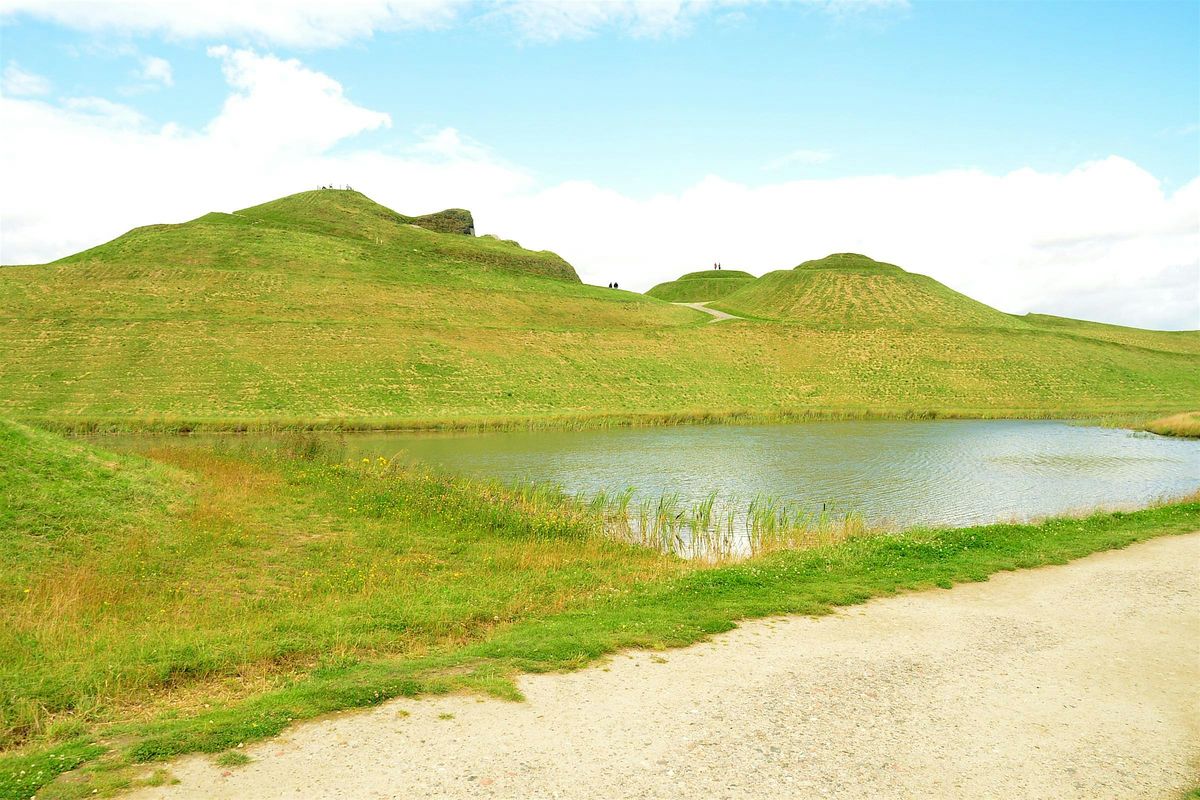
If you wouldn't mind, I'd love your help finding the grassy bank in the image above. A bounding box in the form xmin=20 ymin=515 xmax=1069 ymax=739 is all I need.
xmin=1142 ymin=411 xmax=1200 ymax=438
xmin=1090 ymin=410 xmax=1200 ymax=439
xmin=3 ymin=422 xmax=1198 ymax=798
xmin=16 ymin=404 xmax=1143 ymax=437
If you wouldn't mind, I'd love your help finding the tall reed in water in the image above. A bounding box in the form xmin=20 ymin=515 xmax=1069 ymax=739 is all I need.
xmin=596 ymin=490 xmax=867 ymax=561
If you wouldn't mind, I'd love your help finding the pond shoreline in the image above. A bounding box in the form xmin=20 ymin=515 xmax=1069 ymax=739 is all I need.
xmin=133 ymin=418 xmax=1194 ymax=534
xmin=19 ymin=405 xmax=1194 ymax=437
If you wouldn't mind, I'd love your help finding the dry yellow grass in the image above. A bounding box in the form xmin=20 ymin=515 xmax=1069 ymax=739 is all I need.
xmin=1143 ymin=411 xmax=1200 ymax=438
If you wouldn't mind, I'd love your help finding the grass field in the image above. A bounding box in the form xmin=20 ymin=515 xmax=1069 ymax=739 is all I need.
xmin=644 ymin=269 xmax=755 ymax=302
xmin=2 ymin=421 xmax=1198 ymax=799
xmin=0 ymin=190 xmax=1196 ymax=430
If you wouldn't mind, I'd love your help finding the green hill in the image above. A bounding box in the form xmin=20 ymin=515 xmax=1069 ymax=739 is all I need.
xmin=645 ymin=269 xmax=755 ymax=302
xmin=60 ymin=189 xmax=579 ymax=283
xmin=0 ymin=193 xmax=1196 ymax=428
xmin=712 ymin=253 xmax=1025 ymax=329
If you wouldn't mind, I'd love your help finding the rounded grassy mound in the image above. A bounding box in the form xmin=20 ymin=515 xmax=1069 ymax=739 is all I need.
xmin=713 ymin=253 xmax=1024 ymax=329
xmin=645 ymin=269 xmax=756 ymax=302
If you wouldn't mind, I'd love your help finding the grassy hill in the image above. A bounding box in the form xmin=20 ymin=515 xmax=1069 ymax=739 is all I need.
xmin=645 ymin=269 xmax=755 ymax=302
xmin=60 ymin=189 xmax=579 ymax=283
xmin=712 ymin=253 xmax=1027 ymax=329
xmin=0 ymin=193 xmax=1197 ymax=429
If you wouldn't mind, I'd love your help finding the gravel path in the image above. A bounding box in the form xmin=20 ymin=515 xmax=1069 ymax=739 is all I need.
xmin=672 ymin=301 xmax=743 ymax=322
xmin=130 ymin=533 xmax=1200 ymax=800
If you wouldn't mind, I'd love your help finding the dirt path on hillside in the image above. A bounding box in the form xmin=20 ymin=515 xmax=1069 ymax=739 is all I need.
xmin=673 ymin=301 xmax=743 ymax=322
xmin=131 ymin=534 xmax=1200 ymax=800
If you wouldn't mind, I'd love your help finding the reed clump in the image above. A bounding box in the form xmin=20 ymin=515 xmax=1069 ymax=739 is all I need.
xmin=597 ymin=490 xmax=868 ymax=561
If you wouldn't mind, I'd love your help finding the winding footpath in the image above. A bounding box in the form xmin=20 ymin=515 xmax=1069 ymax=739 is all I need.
xmin=672 ymin=301 xmax=744 ymax=322
xmin=131 ymin=534 xmax=1200 ymax=800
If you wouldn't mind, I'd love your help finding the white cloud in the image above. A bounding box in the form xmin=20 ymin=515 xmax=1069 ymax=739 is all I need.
xmin=139 ymin=55 xmax=174 ymax=86
xmin=409 ymin=126 xmax=495 ymax=161
xmin=0 ymin=47 xmax=1194 ymax=330
xmin=1 ymin=60 xmax=50 ymax=95
xmin=205 ymin=46 xmax=391 ymax=155
xmin=0 ymin=0 xmax=464 ymax=47
xmin=0 ymin=0 xmax=907 ymax=46
xmin=763 ymin=147 xmax=833 ymax=170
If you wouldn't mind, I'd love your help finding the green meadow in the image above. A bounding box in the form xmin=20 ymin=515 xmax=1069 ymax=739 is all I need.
xmin=2 ymin=189 xmax=1198 ymax=797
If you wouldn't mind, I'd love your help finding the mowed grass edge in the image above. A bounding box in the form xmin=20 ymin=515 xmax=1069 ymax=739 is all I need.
xmin=3 ymin=425 xmax=1198 ymax=798
xmin=16 ymin=404 xmax=1198 ymax=437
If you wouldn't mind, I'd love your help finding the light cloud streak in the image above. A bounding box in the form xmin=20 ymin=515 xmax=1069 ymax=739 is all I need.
xmin=0 ymin=0 xmax=908 ymax=46
xmin=763 ymin=148 xmax=834 ymax=170
xmin=1 ymin=60 xmax=50 ymax=95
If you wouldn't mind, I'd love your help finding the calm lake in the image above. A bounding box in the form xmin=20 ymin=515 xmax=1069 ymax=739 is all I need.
xmin=330 ymin=420 xmax=1198 ymax=529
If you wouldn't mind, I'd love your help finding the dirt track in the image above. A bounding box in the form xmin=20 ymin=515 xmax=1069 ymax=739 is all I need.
xmin=672 ymin=301 xmax=743 ymax=322
xmin=131 ymin=533 xmax=1200 ymax=800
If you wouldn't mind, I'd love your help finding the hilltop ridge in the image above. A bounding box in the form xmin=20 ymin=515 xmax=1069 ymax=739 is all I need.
xmin=234 ymin=189 xmax=477 ymax=239
xmin=795 ymin=253 xmax=905 ymax=273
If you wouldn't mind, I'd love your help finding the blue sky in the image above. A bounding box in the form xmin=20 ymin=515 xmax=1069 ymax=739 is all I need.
xmin=5 ymin=1 xmax=1198 ymax=192
xmin=1 ymin=1 xmax=1198 ymax=327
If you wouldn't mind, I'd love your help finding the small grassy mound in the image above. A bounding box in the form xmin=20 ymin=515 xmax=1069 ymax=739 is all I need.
xmin=714 ymin=253 xmax=1024 ymax=329
xmin=645 ymin=269 xmax=756 ymax=302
